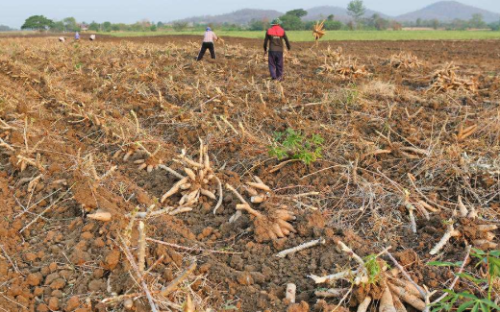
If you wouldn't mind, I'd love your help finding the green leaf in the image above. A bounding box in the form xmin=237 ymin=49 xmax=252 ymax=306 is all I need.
xmin=480 ymin=299 xmax=500 ymax=310
xmin=471 ymin=302 xmax=480 ymax=312
xmin=478 ymin=302 xmax=489 ymax=312
xmin=489 ymin=250 xmax=500 ymax=257
xmin=311 ymin=134 xmax=324 ymax=145
xmin=457 ymin=291 xmax=479 ymax=300
xmin=472 ymin=248 xmax=486 ymax=256
xmin=487 ymin=257 xmax=500 ymax=277
xmin=457 ymin=300 xmax=475 ymax=312
xmin=428 ymin=261 xmax=463 ymax=267
xmin=457 ymin=273 xmax=487 ymax=284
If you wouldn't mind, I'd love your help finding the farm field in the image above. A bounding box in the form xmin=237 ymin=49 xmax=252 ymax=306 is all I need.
xmin=0 ymin=34 xmax=499 ymax=312
xmin=108 ymin=30 xmax=500 ymax=41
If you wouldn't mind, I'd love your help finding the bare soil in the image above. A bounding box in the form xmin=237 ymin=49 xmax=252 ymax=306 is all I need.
xmin=0 ymin=35 xmax=498 ymax=311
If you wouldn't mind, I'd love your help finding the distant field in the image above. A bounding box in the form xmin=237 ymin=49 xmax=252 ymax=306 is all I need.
xmin=110 ymin=30 xmax=500 ymax=41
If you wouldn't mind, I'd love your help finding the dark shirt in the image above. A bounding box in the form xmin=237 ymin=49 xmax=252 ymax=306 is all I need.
xmin=264 ymin=28 xmax=291 ymax=52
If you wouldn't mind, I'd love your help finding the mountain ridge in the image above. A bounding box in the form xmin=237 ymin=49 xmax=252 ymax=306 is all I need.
xmin=171 ymin=1 xmax=500 ymax=25
xmin=396 ymin=1 xmax=500 ymax=23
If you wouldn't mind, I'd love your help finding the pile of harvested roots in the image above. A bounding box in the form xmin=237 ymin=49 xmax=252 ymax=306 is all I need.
xmin=428 ymin=63 xmax=478 ymax=93
xmin=317 ymin=59 xmax=371 ymax=80
xmin=390 ymin=52 xmax=423 ymax=69
xmin=310 ymin=241 xmax=427 ymax=312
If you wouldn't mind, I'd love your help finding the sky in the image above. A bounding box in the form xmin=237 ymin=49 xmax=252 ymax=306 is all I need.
xmin=1 ymin=0 xmax=500 ymax=28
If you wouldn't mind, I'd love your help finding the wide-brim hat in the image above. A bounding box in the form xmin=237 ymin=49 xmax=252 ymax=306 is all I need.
xmin=271 ymin=18 xmax=282 ymax=26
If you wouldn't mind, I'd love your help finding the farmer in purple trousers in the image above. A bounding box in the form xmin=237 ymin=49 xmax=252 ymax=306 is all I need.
xmin=263 ymin=18 xmax=291 ymax=81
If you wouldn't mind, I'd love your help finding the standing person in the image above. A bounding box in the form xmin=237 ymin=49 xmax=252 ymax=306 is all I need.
xmin=264 ymin=18 xmax=291 ymax=81
xmin=75 ymin=31 xmax=80 ymax=41
xmin=197 ymin=27 xmax=218 ymax=61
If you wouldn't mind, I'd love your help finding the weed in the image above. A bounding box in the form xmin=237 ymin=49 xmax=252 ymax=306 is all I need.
xmin=269 ymin=128 xmax=324 ymax=165
xmin=429 ymin=249 xmax=500 ymax=312
xmin=363 ymin=254 xmax=385 ymax=285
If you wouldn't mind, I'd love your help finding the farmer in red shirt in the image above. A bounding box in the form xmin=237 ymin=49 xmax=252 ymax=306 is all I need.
xmin=264 ymin=18 xmax=291 ymax=81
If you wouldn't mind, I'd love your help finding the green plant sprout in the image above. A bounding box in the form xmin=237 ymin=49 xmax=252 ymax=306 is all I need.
xmin=269 ymin=128 xmax=324 ymax=165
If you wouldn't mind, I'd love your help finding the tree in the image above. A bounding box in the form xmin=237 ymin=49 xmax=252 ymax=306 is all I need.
xmin=111 ymin=24 xmax=121 ymax=31
xmin=150 ymin=24 xmax=157 ymax=32
xmin=21 ymin=15 xmax=54 ymax=31
xmin=368 ymin=14 xmax=389 ymax=30
xmin=249 ymin=19 xmax=268 ymax=31
xmin=451 ymin=19 xmax=467 ymax=30
xmin=0 ymin=25 xmax=14 ymax=31
xmin=327 ymin=14 xmax=335 ymax=21
xmin=102 ymin=21 xmax=112 ymax=32
xmin=431 ymin=19 xmax=439 ymax=30
xmin=324 ymin=20 xmax=343 ymax=30
xmin=469 ymin=14 xmax=486 ymax=29
xmin=280 ymin=14 xmax=303 ymax=30
xmin=50 ymin=21 xmax=65 ymax=32
xmin=285 ymin=9 xmax=308 ymax=18
xmin=172 ymin=22 xmax=188 ymax=32
xmin=89 ymin=22 xmax=101 ymax=32
xmin=63 ymin=17 xmax=79 ymax=32
xmin=347 ymin=0 xmax=366 ymax=25
xmin=416 ymin=18 xmax=422 ymax=27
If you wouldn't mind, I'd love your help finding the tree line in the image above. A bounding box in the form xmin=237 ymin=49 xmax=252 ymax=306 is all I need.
xmin=20 ymin=15 xmax=160 ymax=32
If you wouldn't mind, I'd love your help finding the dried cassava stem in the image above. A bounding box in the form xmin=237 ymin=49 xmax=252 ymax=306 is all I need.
xmin=338 ymin=241 xmax=365 ymax=266
xmin=275 ymin=238 xmax=326 ymax=258
xmin=405 ymin=201 xmax=417 ymax=234
xmin=268 ymin=159 xmax=301 ymax=173
xmin=118 ymin=236 xmax=159 ymax=312
xmin=132 ymin=206 xmax=192 ymax=218
xmin=430 ymin=222 xmax=461 ymax=255
xmin=138 ymin=221 xmax=146 ymax=274
xmin=159 ymin=261 xmax=197 ymax=297
xmin=213 ymin=176 xmax=224 ymax=214
xmin=226 ymin=183 xmax=251 ymax=208
xmin=158 ymin=165 xmax=186 ymax=180
xmin=315 ymin=288 xmax=348 ymax=298
xmin=0 ymin=138 xmax=15 ymax=151
xmin=418 ymin=201 xmax=439 ymax=213
xmin=184 ymin=294 xmax=194 ymax=312
xmin=146 ymin=238 xmax=242 ymax=255
xmin=309 ymin=270 xmax=354 ymax=284
xmin=399 ymin=146 xmax=429 ymax=157
xmin=384 ymin=251 xmax=427 ymax=303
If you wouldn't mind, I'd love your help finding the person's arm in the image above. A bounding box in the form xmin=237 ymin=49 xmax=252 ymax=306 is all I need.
xmin=213 ymin=32 xmax=218 ymax=41
xmin=283 ymin=32 xmax=291 ymax=51
xmin=264 ymin=32 xmax=270 ymax=52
